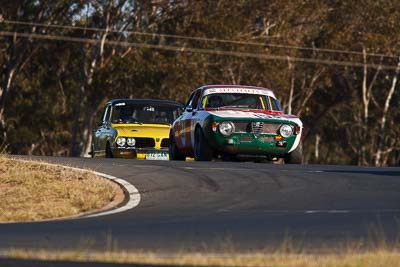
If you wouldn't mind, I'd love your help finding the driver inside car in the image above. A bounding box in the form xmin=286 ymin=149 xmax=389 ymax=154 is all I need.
xmin=206 ymin=95 xmax=223 ymax=108
xmin=116 ymin=108 xmax=133 ymax=123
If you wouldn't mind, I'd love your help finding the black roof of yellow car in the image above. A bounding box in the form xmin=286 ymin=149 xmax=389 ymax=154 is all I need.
xmin=107 ymin=98 xmax=183 ymax=107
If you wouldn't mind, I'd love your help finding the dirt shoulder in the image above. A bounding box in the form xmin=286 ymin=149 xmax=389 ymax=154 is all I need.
xmin=0 ymin=155 xmax=125 ymax=223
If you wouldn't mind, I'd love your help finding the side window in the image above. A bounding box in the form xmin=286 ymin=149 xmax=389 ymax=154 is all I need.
xmin=191 ymin=90 xmax=202 ymax=110
xmin=269 ymin=97 xmax=282 ymax=111
xmin=185 ymin=89 xmax=201 ymax=111
xmin=185 ymin=91 xmax=196 ymax=110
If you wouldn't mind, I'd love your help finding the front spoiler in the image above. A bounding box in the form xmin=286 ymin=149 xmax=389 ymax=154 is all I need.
xmin=208 ymin=133 xmax=296 ymax=156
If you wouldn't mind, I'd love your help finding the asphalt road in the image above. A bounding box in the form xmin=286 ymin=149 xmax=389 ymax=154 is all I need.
xmin=1 ymin=156 xmax=400 ymax=253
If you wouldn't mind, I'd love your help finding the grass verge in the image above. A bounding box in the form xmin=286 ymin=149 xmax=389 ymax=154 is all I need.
xmin=5 ymin=249 xmax=400 ymax=267
xmin=0 ymin=155 xmax=121 ymax=223
xmin=5 ymin=230 xmax=400 ymax=266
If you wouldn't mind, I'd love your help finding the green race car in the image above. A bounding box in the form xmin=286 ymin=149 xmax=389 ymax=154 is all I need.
xmin=169 ymin=85 xmax=303 ymax=163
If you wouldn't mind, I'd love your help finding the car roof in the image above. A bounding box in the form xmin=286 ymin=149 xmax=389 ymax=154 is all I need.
xmin=201 ymin=84 xmax=271 ymax=89
xmin=107 ymin=98 xmax=183 ymax=107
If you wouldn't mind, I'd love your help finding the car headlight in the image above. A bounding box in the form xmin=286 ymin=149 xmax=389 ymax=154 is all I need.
xmin=279 ymin=124 xmax=293 ymax=138
xmin=126 ymin=138 xmax=136 ymax=146
xmin=218 ymin=121 xmax=235 ymax=136
xmin=116 ymin=137 xmax=126 ymax=147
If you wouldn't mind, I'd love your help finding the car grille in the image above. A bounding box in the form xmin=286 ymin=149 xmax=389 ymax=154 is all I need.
xmin=234 ymin=122 xmax=280 ymax=134
xmin=160 ymin=138 xmax=169 ymax=148
xmin=251 ymin=122 xmax=264 ymax=134
xmin=135 ymin=137 xmax=156 ymax=148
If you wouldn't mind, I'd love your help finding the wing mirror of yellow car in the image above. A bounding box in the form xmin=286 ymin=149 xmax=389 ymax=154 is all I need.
xmin=186 ymin=104 xmax=193 ymax=112
xmin=98 ymin=120 xmax=106 ymax=126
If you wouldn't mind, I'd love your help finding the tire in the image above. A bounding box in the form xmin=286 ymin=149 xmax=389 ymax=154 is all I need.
xmin=105 ymin=142 xmax=113 ymax=158
xmin=284 ymin=143 xmax=303 ymax=164
xmin=169 ymin=130 xmax=185 ymax=160
xmin=194 ymin=127 xmax=213 ymax=161
xmin=90 ymin=144 xmax=95 ymax=158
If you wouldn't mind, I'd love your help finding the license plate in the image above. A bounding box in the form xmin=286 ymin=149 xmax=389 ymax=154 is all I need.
xmin=145 ymin=151 xmax=169 ymax=160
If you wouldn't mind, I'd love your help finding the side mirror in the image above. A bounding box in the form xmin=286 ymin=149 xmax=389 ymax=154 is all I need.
xmin=185 ymin=104 xmax=193 ymax=112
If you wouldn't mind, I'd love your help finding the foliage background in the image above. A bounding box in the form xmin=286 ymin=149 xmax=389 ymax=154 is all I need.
xmin=0 ymin=0 xmax=399 ymax=166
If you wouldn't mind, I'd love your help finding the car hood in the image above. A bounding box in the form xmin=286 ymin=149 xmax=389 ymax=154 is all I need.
xmin=208 ymin=110 xmax=303 ymax=126
xmin=112 ymin=124 xmax=171 ymax=138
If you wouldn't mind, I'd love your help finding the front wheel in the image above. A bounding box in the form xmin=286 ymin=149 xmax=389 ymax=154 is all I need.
xmin=284 ymin=143 xmax=303 ymax=164
xmin=90 ymin=144 xmax=95 ymax=158
xmin=169 ymin=130 xmax=185 ymax=160
xmin=194 ymin=127 xmax=213 ymax=161
xmin=105 ymin=142 xmax=113 ymax=158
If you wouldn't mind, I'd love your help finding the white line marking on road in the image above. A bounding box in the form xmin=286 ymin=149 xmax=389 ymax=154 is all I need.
xmin=305 ymin=210 xmax=350 ymax=214
xmin=218 ymin=209 xmax=400 ymax=214
xmin=181 ymin=166 xmax=250 ymax=171
xmin=84 ymin=171 xmax=141 ymax=218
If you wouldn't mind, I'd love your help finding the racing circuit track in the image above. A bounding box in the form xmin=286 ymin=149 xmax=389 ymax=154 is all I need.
xmin=1 ymin=156 xmax=400 ymax=256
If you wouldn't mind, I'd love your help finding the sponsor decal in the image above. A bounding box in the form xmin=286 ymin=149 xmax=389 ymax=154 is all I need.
xmin=204 ymin=87 xmax=275 ymax=98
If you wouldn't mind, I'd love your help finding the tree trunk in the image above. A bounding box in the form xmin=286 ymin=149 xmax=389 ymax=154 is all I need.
xmin=0 ymin=66 xmax=17 ymax=143
xmin=69 ymin=79 xmax=86 ymax=157
xmin=80 ymin=101 xmax=98 ymax=157
xmin=69 ymin=19 xmax=110 ymax=157
xmin=287 ymin=59 xmax=295 ymax=114
xmin=69 ymin=54 xmax=97 ymax=157
xmin=358 ymin=49 xmax=382 ymax=166
xmin=297 ymin=68 xmax=324 ymax=117
xmin=315 ymin=133 xmax=320 ymax=162
xmin=375 ymin=59 xmax=400 ymax=166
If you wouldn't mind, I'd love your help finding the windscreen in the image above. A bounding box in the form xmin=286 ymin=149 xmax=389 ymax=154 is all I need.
xmin=111 ymin=103 xmax=182 ymax=124
xmin=202 ymin=93 xmax=282 ymax=111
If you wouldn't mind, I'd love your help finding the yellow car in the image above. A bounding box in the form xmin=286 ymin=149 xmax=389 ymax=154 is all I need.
xmin=90 ymin=99 xmax=183 ymax=160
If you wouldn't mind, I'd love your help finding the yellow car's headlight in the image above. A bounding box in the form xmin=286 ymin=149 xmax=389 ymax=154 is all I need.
xmin=127 ymin=138 xmax=136 ymax=146
xmin=116 ymin=137 xmax=126 ymax=147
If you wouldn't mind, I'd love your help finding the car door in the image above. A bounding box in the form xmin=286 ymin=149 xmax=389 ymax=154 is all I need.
xmin=180 ymin=89 xmax=202 ymax=154
xmin=94 ymin=104 xmax=112 ymax=155
xmin=174 ymin=92 xmax=194 ymax=151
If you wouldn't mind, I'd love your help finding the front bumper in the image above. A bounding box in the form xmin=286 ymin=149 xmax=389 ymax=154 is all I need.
xmin=111 ymin=147 xmax=169 ymax=160
xmin=209 ymin=133 xmax=298 ymax=156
